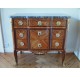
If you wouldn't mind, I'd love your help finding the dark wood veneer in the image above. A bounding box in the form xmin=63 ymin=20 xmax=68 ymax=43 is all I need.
xmin=12 ymin=16 xmax=68 ymax=65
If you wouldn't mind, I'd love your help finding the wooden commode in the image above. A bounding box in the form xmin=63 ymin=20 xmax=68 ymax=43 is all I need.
xmin=11 ymin=14 xmax=70 ymax=65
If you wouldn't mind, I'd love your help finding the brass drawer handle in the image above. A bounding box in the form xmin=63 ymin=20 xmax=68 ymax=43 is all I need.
xmin=37 ymin=21 xmax=42 ymax=26
xmin=18 ymin=20 xmax=23 ymax=26
xmin=55 ymin=42 xmax=59 ymax=47
xmin=20 ymin=42 xmax=24 ymax=46
xmin=38 ymin=43 xmax=42 ymax=48
xmin=56 ymin=21 xmax=61 ymax=26
xmin=56 ymin=33 xmax=60 ymax=37
xmin=38 ymin=31 xmax=42 ymax=36
xmin=19 ymin=33 xmax=24 ymax=38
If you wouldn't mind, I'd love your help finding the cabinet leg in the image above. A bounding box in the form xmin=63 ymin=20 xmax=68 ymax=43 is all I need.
xmin=20 ymin=51 xmax=22 ymax=54
xmin=62 ymin=51 xmax=65 ymax=66
xmin=14 ymin=50 xmax=18 ymax=65
xmin=58 ymin=52 xmax=60 ymax=54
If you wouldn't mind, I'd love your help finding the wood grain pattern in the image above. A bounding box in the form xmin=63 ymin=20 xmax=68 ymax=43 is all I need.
xmin=15 ymin=29 xmax=28 ymax=49
xmin=12 ymin=17 xmax=68 ymax=65
xmin=51 ymin=29 xmax=65 ymax=49
xmin=52 ymin=30 xmax=65 ymax=39
xmin=16 ymin=39 xmax=28 ymax=49
xmin=51 ymin=39 xmax=63 ymax=49
xmin=16 ymin=29 xmax=27 ymax=39
xmin=30 ymin=30 xmax=49 ymax=49
xmin=52 ymin=18 xmax=67 ymax=27
xmin=13 ymin=18 xmax=27 ymax=28
xmin=0 ymin=53 xmax=79 ymax=68
xmin=29 ymin=18 xmax=51 ymax=27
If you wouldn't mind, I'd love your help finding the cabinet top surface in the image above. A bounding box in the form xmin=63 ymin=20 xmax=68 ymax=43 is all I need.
xmin=10 ymin=13 xmax=70 ymax=19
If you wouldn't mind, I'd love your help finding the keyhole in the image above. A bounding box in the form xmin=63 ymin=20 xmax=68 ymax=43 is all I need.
xmin=38 ymin=31 xmax=42 ymax=36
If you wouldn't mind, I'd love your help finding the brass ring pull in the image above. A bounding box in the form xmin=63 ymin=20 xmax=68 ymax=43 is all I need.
xmin=55 ymin=42 xmax=59 ymax=47
xmin=19 ymin=33 xmax=24 ymax=38
xmin=56 ymin=21 xmax=61 ymax=26
xmin=37 ymin=21 xmax=42 ymax=26
xmin=56 ymin=33 xmax=60 ymax=37
xmin=20 ymin=42 xmax=24 ymax=46
xmin=18 ymin=20 xmax=23 ymax=26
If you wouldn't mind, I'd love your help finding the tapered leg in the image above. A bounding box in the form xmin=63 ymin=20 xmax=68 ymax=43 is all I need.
xmin=62 ymin=51 xmax=65 ymax=66
xmin=20 ymin=51 xmax=22 ymax=54
xmin=14 ymin=50 xmax=18 ymax=65
xmin=58 ymin=51 xmax=60 ymax=54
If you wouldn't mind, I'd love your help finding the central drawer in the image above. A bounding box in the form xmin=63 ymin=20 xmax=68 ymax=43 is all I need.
xmin=29 ymin=18 xmax=51 ymax=27
xmin=30 ymin=29 xmax=49 ymax=49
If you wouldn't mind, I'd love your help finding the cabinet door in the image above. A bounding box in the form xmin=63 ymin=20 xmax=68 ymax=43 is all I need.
xmin=30 ymin=29 xmax=49 ymax=49
xmin=15 ymin=29 xmax=28 ymax=49
xmin=51 ymin=29 xmax=65 ymax=49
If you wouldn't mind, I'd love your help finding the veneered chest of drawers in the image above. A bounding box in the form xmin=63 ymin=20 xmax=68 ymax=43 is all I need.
xmin=11 ymin=15 xmax=69 ymax=65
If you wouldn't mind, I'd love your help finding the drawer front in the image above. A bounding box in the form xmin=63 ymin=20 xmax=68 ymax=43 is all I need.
xmin=52 ymin=18 xmax=67 ymax=27
xmin=51 ymin=40 xmax=63 ymax=49
xmin=51 ymin=29 xmax=65 ymax=49
xmin=29 ymin=18 xmax=51 ymax=27
xmin=52 ymin=30 xmax=65 ymax=39
xmin=16 ymin=29 xmax=27 ymax=39
xmin=15 ymin=29 xmax=28 ymax=49
xmin=16 ymin=39 xmax=28 ymax=49
xmin=30 ymin=30 xmax=49 ymax=49
xmin=13 ymin=18 xmax=27 ymax=28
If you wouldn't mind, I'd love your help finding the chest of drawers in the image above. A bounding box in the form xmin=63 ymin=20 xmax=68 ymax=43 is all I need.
xmin=11 ymin=15 xmax=69 ymax=65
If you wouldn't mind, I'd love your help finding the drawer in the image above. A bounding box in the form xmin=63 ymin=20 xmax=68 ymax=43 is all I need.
xmin=30 ymin=30 xmax=49 ymax=49
xmin=15 ymin=29 xmax=28 ymax=49
xmin=52 ymin=30 xmax=65 ymax=39
xmin=16 ymin=39 xmax=28 ymax=49
xmin=52 ymin=18 xmax=67 ymax=27
xmin=15 ymin=29 xmax=27 ymax=39
xmin=51 ymin=40 xmax=63 ymax=49
xmin=13 ymin=18 xmax=27 ymax=28
xmin=29 ymin=18 xmax=51 ymax=27
xmin=30 ymin=30 xmax=49 ymax=39
xmin=30 ymin=40 xmax=49 ymax=49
